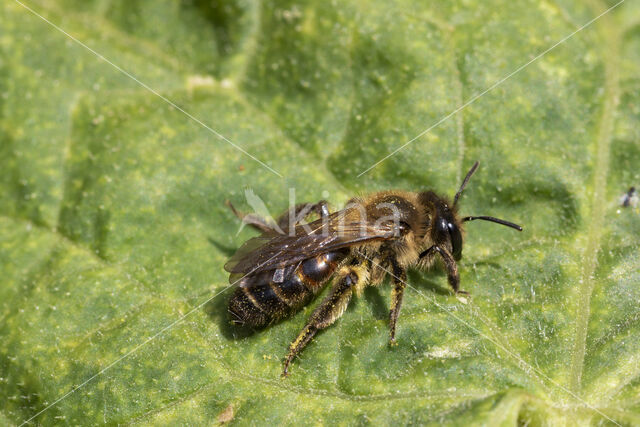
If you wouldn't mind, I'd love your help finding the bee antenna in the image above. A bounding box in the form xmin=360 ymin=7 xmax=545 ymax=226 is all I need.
xmin=462 ymin=216 xmax=523 ymax=231
xmin=453 ymin=161 xmax=480 ymax=206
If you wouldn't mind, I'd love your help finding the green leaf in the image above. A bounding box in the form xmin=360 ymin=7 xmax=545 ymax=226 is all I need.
xmin=1 ymin=0 xmax=639 ymax=424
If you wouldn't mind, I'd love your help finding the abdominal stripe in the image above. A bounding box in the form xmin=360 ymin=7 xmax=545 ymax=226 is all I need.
xmin=228 ymin=250 xmax=348 ymax=327
xmin=269 ymin=282 xmax=293 ymax=307
xmin=241 ymin=286 xmax=266 ymax=313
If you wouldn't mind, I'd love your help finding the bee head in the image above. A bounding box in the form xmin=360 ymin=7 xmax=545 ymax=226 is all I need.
xmin=418 ymin=190 xmax=463 ymax=260
xmin=421 ymin=161 xmax=522 ymax=261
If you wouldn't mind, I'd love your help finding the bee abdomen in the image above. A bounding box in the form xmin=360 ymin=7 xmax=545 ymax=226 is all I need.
xmin=228 ymin=250 xmax=348 ymax=327
xmin=228 ymin=274 xmax=311 ymax=327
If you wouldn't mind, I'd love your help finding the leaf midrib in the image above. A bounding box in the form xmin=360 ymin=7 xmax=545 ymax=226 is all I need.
xmin=568 ymin=1 xmax=621 ymax=396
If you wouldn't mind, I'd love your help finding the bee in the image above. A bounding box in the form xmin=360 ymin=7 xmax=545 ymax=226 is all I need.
xmin=225 ymin=162 xmax=522 ymax=376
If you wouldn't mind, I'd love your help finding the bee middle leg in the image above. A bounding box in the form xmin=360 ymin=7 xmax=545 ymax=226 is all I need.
xmin=388 ymin=258 xmax=407 ymax=345
xmin=282 ymin=263 xmax=361 ymax=376
xmin=419 ymin=245 xmax=466 ymax=295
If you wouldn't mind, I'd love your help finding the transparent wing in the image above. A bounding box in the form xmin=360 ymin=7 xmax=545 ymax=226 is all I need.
xmin=224 ymin=208 xmax=396 ymax=275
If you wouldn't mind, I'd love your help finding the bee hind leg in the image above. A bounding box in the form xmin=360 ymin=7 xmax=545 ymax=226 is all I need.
xmin=226 ymin=199 xmax=330 ymax=233
xmin=225 ymin=200 xmax=274 ymax=233
xmin=276 ymin=200 xmax=330 ymax=230
xmin=282 ymin=268 xmax=357 ymax=377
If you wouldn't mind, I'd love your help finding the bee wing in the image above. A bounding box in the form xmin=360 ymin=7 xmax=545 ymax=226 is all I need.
xmin=228 ymin=262 xmax=301 ymax=288
xmin=224 ymin=208 xmax=396 ymax=275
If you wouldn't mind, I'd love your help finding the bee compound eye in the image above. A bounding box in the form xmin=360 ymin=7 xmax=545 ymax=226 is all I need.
xmin=447 ymin=222 xmax=463 ymax=261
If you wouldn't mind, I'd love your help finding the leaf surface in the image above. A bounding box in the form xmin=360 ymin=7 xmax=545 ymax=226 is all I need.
xmin=1 ymin=0 xmax=639 ymax=424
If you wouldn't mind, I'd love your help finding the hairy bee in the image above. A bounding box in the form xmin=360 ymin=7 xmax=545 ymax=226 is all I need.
xmin=225 ymin=162 xmax=522 ymax=376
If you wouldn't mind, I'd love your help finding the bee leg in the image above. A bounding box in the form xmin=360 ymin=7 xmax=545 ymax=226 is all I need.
xmin=282 ymin=269 xmax=358 ymax=377
xmin=419 ymin=246 xmax=466 ymax=295
xmin=313 ymin=200 xmax=331 ymax=219
xmin=276 ymin=200 xmax=330 ymax=230
xmin=388 ymin=259 xmax=407 ymax=345
xmin=297 ymin=200 xmax=330 ymax=219
xmin=225 ymin=200 xmax=274 ymax=233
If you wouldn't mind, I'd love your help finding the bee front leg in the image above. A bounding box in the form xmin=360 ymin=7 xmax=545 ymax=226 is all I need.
xmin=282 ymin=268 xmax=358 ymax=377
xmin=419 ymin=246 xmax=466 ymax=295
xmin=388 ymin=258 xmax=407 ymax=345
